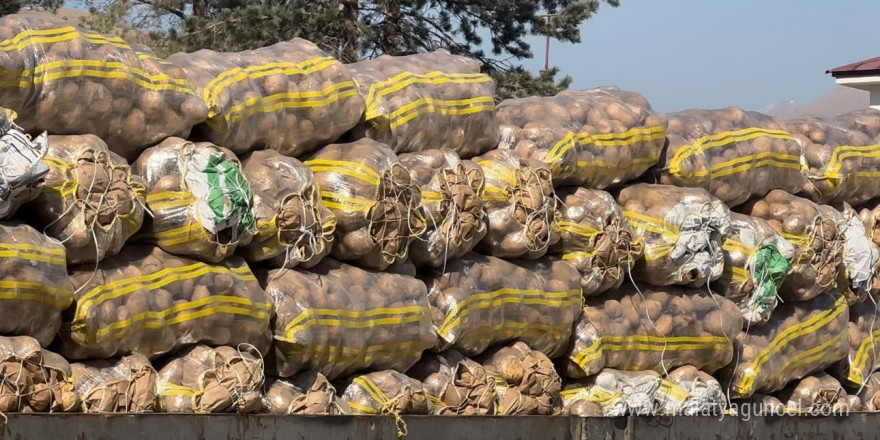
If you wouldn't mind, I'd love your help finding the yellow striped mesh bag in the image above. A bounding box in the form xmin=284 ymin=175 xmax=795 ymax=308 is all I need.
xmin=168 ymin=38 xmax=363 ymax=157
xmin=0 ymin=222 xmax=73 ymax=346
xmin=561 ymin=369 xmax=664 ymax=417
xmin=347 ymin=50 xmax=498 ymax=157
xmin=722 ymin=292 xmax=849 ymax=399
xmin=260 ymin=258 xmax=434 ymax=379
xmin=341 ymin=370 xmax=434 ymax=432
xmin=660 ymin=108 xmax=806 ymax=207
xmin=561 ymin=284 xmax=742 ymax=379
xmin=550 ymin=187 xmax=643 ymax=297
xmin=831 ymin=299 xmax=880 ymax=388
xmin=0 ymin=15 xmax=207 ymax=161
xmin=422 ymin=254 xmax=582 ymax=358
xmin=831 ymin=108 xmax=880 ymax=140
xmin=496 ymin=87 xmax=666 ymax=188
xmin=60 ymin=245 xmax=272 ymax=360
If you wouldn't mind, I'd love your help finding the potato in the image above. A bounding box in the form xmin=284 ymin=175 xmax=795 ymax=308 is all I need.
xmin=775 ymin=372 xmax=852 ymax=414
xmin=71 ymin=354 xmax=156 ymax=413
xmin=340 ymin=370 xmax=433 ymax=415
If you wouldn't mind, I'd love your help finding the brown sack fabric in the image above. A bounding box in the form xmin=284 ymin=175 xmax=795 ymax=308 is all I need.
xmin=477 ymin=342 xmax=562 ymax=415
xmin=0 ymin=336 xmax=78 ymax=413
xmin=407 ymin=349 xmax=496 ymax=415
xmin=775 ymin=372 xmax=856 ymax=414
xmin=818 ymin=203 xmax=878 ymax=305
xmin=858 ymin=372 xmax=880 ymax=411
xmin=71 ymin=354 xmax=157 ymax=413
xmin=263 ymin=372 xmax=350 ymax=415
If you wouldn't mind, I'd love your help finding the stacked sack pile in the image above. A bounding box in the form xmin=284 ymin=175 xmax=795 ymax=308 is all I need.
xmin=3 ymin=11 xmax=880 ymax=422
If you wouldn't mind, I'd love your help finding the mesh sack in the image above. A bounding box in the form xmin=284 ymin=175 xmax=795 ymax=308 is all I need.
xmin=562 ymin=370 xmax=664 ymax=417
xmin=340 ymin=370 xmax=434 ymax=417
xmin=550 ymin=187 xmax=643 ymax=296
xmin=347 ymin=50 xmax=498 ymax=157
xmin=831 ymin=108 xmax=880 ymax=140
xmin=473 ymin=149 xmax=558 ymax=259
xmin=786 ymin=116 xmax=880 ymax=205
xmin=71 ymin=354 xmax=157 ymax=413
xmin=819 ymin=203 xmax=878 ymax=305
xmin=860 ymin=204 xmax=880 ymax=295
xmin=27 ymin=134 xmax=145 ymax=264
xmin=304 ymin=139 xmax=425 ymax=270
xmin=263 ymin=372 xmax=349 ymax=415
xmin=717 ymin=213 xmax=795 ymax=327
xmin=132 ymin=137 xmax=255 ymax=263
xmin=167 ymin=39 xmax=363 ymax=157
xmin=0 ymin=336 xmax=78 ymax=413
xmin=733 ymin=394 xmax=785 ymax=416
xmin=260 ymin=258 xmax=434 ymax=379
xmin=157 ymin=344 xmax=264 ymax=414
xmin=238 ymin=149 xmax=335 ymax=269
xmin=398 ymin=149 xmax=486 ymax=268
xmin=60 ymin=245 xmax=272 ymax=360
xmin=477 ymin=342 xmax=562 ymax=415
xmin=0 ymin=110 xmax=48 ymax=219
xmin=0 ymin=15 xmax=207 ymax=161
xmin=562 ymin=284 xmax=742 ymax=379
xmin=496 ymin=87 xmax=666 ymax=187
xmin=858 ymin=372 xmax=880 ymax=411
xmin=831 ymin=299 xmax=880 ymax=388
xmin=616 ymin=183 xmax=732 ymax=287
xmin=407 ymin=349 xmax=496 ymax=415
xmin=740 ymin=190 xmax=844 ymax=301
xmin=775 ymin=372 xmax=855 ymax=414
xmin=722 ymin=292 xmax=849 ymax=399
xmin=657 ymin=107 xmax=805 ymax=207
xmin=664 ymin=365 xmax=725 ymax=416
xmin=421 ymin=253 xmax=582 ymax=358
xmin=0 ymin=222 xmax=73 ymax=346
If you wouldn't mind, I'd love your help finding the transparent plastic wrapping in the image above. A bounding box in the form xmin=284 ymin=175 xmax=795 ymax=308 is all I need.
xmin=476 ymin=342 xmax=562 ymax=415
xmin=616 ymin=183 xmax=732 ymax=287
xmin=421 ymin=253 xmax=582 ymax=358
xmin=786 ymin=116 xmax=880 ymax=205
xmin=831 ymin=108 xmax=880 ymax=140
xmin=71 ymin=354 xmax=157 ymax=413
xmin=347 ymin=50 xmax=498 ymax=157
xmin=263 ymin=372 xmax=350 ymax=415
xmin=132 ymin=137 xmax=255 ymax=263
xmin=717 ymin=213 xmax=796 ymax=327
xmin=562 ymin=284 xmax=742 ymax=379
xmin=859 ymin=204 xmax=880 ymax=295
xmin=304 ymin=139 xmax=425 ymax=270
xmin=496 ymin=87 xmax=666 ymax=187
xmin=260 ymin=258 xmax=434 ymax=379
xmin=0 ymin=111 xmax=48 ymax=219
xmin=658 ymin=108 xmax=806 ymax=207
xmin=0 ymin=336 xmax=78 ymax=413
xmin=157 ymin=345 xmax=264 ymax=414
xmin=550 ymin=187 xmax=643 ymax=296
xmin=775 ymin=372 xmax=856 ymax=414
xmin=722 ymin=292 xmax=849 ymax=399
xmin=340 ymin=370 xmax=433 ymax=416
xmin=831 ymin=299 xmax=880 ymax=388
xmin=562 ymin=370 xmax=664 ymax=417
xmin=61 ymin=245 xmax=272 ymax=360
xmin=168 ymin=39 xmax=363 ymax=157
xmin=473 ymin=149 xmax=558 ymax=259
xmin=858 ymin=372 xmax=880 ymax=411
xmin=398 ymin=149 xmax=486 ymax=268
xmin=26 ymin=134 xmax=145 ymax=264
xmin=0 ymin=15 xmax=208 ymax=161
xmin=407 ymin=349 xmax=496 ymax=415
xmin=740 ymin=190 xmax=844 ymax=301
xmin=0 ymin=222 xmax=73 ymax=346
xmin=238 ymin=150 xmax=335 ymax=269
xmin=818 ymin=203 xmax=878 ymax=305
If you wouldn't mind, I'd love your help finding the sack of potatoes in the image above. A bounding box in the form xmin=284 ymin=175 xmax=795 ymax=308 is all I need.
xmin=775 ymin=372 xmax=859 ymax=414
xmin=616 ymin=183 xmax=732 ymax=287
xmin=550 ymin=187 xmax=643 ymax=296
xmin=398 ymin=149 xmax=486 ymax=268
xmin=473 ymin=149 xmax=559 ymax=259
xmin=732 ymin=394 xmax=785 ymax=415
xmin=157 ymin=344 xmax=264 ymax=414
xmin=420 ymin=253 xmax=582 ymax=358
xmin=263 ymin=372 xmax=350 ymax=415
xmin=663 ymin=365 xmax=726 ymax=416
xmin=305 ymin=139 xmax=425 ymax=270
xmin=60 ymin=245 xmax=272 ymax=360
xmin=562 ymin=369 xmax=664 ymax=417
xmin=168 ymin=39 xmax=363 ymax=157
xmin=722 ymin=292 xmax=849 ymax=399
xmin=830 ymin=299 xmax=880 ymax=388
xmin=657 ymin=107 xmax=805 ymax=207
xmin=562 ymin=284 xmax=742 ymax=379
xmin=0 ymin=222 xmax=74 ymax=346
xmin=831 ymin=108 xmax=880 ymax=140
xmin=476 ymin=341 xmax=562 ymax=415
xmin=26 ymin=134 xmax=145 ymax=264
xmin=238 ymin=150 xmax=335 ymax=269
xmin=407 ymin=349 xmax=497 ymax=415
xmin=71 ymin=354 xmax=158 ymax=413
xmin=340 ymin=370 xmax=434 ymax=416
xmin=347 ymin=50 xmax=498 ymax=157
xmin=496 ymin=87 xmax=666 ymax=188
xmin=716 ymin=213 xmax=795 ymax=327
xmin=858 ymin=372 xmax=880 ymax=411
xmin=786 ymin=116 xmax=880 ymax=205
xmin=740 ymin=190 xmax=844 ymax=301
xmin=259 ymin=258 xmax=434 ymax=379
xmin=0 ymin=336 xmax=78 ymax=413
xmin=0 ymin=111 xmax=49 ymax=219
xmin=132 ymin=137 xmax=255 ymax=263
xmin=859 ymin=204 xmax=880 ymax=294
xmin=0 ymin=15 xmax=208 ymax=161
xmin=818 ymin=203 xmax=878 ymax=305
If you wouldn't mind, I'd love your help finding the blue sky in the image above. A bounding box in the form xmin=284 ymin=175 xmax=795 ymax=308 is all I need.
xmin=518 ymin=0 xmax=880 ymax=112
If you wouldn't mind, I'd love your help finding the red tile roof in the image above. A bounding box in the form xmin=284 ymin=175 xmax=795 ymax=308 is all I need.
xmin=828 ymin=56 xmax=880 ymax=77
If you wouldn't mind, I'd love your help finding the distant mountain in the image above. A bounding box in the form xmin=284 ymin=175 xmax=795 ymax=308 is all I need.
xmin=761 ymin=100 xmax=801 ymax=118
xmin=762 ymin=86 xmax=870 ymax=119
